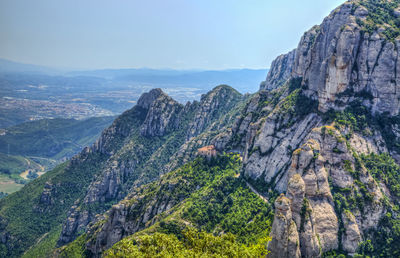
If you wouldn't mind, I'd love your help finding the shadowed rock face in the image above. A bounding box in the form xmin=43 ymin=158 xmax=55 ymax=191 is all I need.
xmin=139 ymin=90 xmax=183 ymax=137
xmin=260 ymin=49 xmax=296 ymax=91
xmin=136 ymin=88 xmax=164 ymax=110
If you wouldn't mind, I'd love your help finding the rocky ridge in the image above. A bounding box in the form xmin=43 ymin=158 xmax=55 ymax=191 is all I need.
xmin=57 ymin=85 xmax=243 ymax=246
xmin=58 ymin=1 xmax=400 ymax=256
xmin=3 ymin=1 xmax=400 ymax=257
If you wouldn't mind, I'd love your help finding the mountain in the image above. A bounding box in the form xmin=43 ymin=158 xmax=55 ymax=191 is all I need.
xmin=0 ymin=117 xmax=116 ymax=160
xmin=3 ymin=0 xmax=400 ymax=257
xmin=0 ymin=63 xmax=266 ymax=128
xmin=0 ymin=117 xmax=115 ymax=196
xmin=0 ymin=85 xmax=245 ymax=257
xmin=0 ymin=58 xmax=61 ymax=75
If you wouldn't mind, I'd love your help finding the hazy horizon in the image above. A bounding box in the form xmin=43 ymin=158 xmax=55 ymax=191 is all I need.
xmin=1 ymin=0 xmax=345 ymax=70
xmin=0 ymin=57 xmax=268 ymax=72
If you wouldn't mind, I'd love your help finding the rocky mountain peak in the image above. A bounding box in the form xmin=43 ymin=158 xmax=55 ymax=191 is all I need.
xmin=263 ymin=0 xmax=400 ymax=116
xmin=298 ymin=0 xmax=400 ymax=115
xmin=186 ymin=85 xmax=242 ymax=140
xmin=136 ymin=88 xmax=165 ymax=110
xmin=139 ymin=89 xmax=183 ymax=137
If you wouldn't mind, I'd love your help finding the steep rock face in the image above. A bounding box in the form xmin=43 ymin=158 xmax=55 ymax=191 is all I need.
xmin=136 ymin=88 xmax=164 ymax=110
xmin=240 ymin=2 xmax=400 ymax=255
xmin=260 ymin=49 xmax=296 ymax=91
xmin=84 ymin=180 xmax=182 ymax=256
xmin=140 ymin=90 xmax=183 ymax=137
xmin=265 ymin=123 xmax=387 ymax=256
xmin=292 ymin=1 xmax=400 ymax=115
xmin=245 ymin=112 xmax=321 ymax=192
xmin=268 ymin=194 xmax=301 ymax=258
xmin=186 ymin=85 xmax=242 ymax=140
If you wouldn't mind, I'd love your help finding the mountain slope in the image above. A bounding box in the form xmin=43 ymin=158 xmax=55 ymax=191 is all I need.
xmin=0 ymin=85 xmax=245 ymax=257
xmin=58 ymin=154 xmax=273 ymax=257
xmin=4 ymin=1 xmax=400 ymax=257
xmin=67 ymin=0 xmax=400 ymax=257
xmin=0 ymin=117 xmax=115 ymax=160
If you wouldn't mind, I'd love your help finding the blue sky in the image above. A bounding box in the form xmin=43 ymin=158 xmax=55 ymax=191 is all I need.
xmin=0 ymin=0 xmax=345 ymax=70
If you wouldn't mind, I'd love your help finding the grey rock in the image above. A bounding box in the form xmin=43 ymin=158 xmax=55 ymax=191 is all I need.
xmin=260 ymin=49 xmax=296 ymax=91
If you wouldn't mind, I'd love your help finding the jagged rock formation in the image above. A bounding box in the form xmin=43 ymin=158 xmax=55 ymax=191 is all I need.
xmin=4 ymin=1 xmax=400 ymax=257
xmin=268 ymin=194 xmax=301 ymax=258
xmin=57 ymin=85 xmax=243 ymax=246
xmin=293 ymin=1 xmax=400 ymax=115
xmin=260 ymin=49 xmax=296 ymax=91
xmin=186 ymin=85 xmax=242 ymax=140
xmin=139 ymin=89 xmax=183 ymax=137
xmin=55 ymin=1 xmax=400 ymax=256
xmin=241 ymin=1 xmax=400 ymax=256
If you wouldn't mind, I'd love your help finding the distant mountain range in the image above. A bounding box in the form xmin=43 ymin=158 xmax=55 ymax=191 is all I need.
xmin=0 ymin=58 xmax=268 ymax=128
xmin=0 ymin=58 xmax=62 ymax=75
xmin=0 ymin=58 xmax=268 ymax=94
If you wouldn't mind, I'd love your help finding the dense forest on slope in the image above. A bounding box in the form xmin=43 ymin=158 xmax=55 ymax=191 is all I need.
xmin=58 ymin=154 xmax=274 ymax=257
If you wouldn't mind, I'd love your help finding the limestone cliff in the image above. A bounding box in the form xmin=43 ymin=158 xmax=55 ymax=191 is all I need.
xmin=236 ymin=1 xmax=400 ymax=256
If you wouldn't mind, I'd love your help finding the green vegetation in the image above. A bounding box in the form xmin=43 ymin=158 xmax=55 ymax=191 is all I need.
xmin=362 ymin=153 xmax=400 ymax=198
xmin=355 ymin=0 xmax=400 ymax=41
xmin=358 ymin=210 xmax=400 ymax=257
xmin=279 ymin=87 xmax=318 ymax=118
xmin=182 ymin=169 xmax=273 ymax=244
xmin=22 ymin=226 xmax=62 ymax=258
xmin=103 ymin=154 xmax=273 ymax=257
xmin=0 ymin=153 xmax=41 ymax=175
xmin=328 ymin=152 xmax=397 ymax=255
xmin=323 ymin=100 xmax=400 ymax=256
xmin=104 ymin=227 xmax=270 ymax=258
xmin=0 ymin=174 xmax=24 ymax=195
xmin=325 ymin=101 xmax=400 ymax=153
xmin=60 ymin=154 xmax=273 ymax=257
xmin=0 ymin=153 xmax=42 ymax=195
xmin=325 ymin=101 xmax=369 ymax=135
xmin=0 ymin=116 xmax=115 ymax=160
xmin=0 ymin=151 xmax=107 ymax=257
xmin=0 ymin=117 xmax=114 ymax=196
xmin=58 ymin=234 xmax=90 ymax=258
xmin=329 ymin=152 xmax=400 ymax=257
